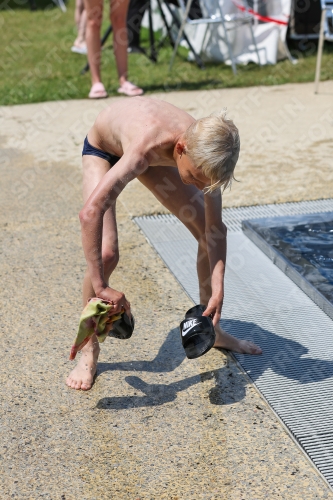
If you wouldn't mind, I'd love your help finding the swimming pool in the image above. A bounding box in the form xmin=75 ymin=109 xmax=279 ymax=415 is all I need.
xmin=242 ymin=212 xmax=333 ymax=320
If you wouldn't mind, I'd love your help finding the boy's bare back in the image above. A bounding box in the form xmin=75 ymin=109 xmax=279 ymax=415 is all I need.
xmin=89 ymin=97 xmax=195 ymax=166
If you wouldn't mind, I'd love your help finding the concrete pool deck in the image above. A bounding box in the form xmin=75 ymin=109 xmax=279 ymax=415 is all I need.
xmin=1 ymin=81 xmax=333 ymax=498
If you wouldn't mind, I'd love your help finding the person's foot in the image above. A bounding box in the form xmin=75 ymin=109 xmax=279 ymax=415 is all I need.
xmin=117 ymin=81 xmax=144 ymax=97
xmin=66 ymin=339 xmax=100 ymax=390
xmin=71 ymin=43 xmax=87 ymax=55
xmin=88 ymin=82 xmax=108 ymax=99
xmin=213 ymin=323 xmax=262 ymax=355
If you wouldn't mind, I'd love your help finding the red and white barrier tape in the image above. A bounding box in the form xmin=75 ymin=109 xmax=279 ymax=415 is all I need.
xmin=232 ymin=0 xmax=289 ymax=26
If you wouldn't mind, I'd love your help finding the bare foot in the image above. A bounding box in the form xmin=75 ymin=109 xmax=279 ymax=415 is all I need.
xmin=66 ymin=337 xmax=100 ymax=390
xmin=213 ymin=324 xmax=262 ymax=355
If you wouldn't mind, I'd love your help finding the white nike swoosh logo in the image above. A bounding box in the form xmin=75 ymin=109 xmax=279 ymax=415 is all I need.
xmin=182 ymin=321 xmax=200 ymax=336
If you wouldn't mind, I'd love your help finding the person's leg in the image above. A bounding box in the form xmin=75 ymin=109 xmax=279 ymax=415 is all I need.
xmin=110 ymin=0 xmax=129 ymax=85
xmin=66 ymin=155 xmax=120 ymax=390
xmin=111 ymin=0 xmax=144 ymax=94
xmin=138 ymin=166 xmax=262 ymax=354
xmin=72 ymin=0 xmax=87 ymax=50
xmin=77 ymin=9 xmax=87 ymax=46
xmin=84 ymin=0 xmax=108 ymax=97
xmin=74 ymin=0 xmax=84 ymax=31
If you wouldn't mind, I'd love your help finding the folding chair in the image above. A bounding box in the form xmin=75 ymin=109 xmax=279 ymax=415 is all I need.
xmin=314 ymin=0 xmax=333 ymax=93
xmin=52 ymin=0 xmax=66 ymax=11
xmin=169 ymin=0 xmax=261 ymax=73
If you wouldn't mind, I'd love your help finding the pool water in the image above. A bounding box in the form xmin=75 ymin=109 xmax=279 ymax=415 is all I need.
xmin=269 ymin=221 xmax=333 ymax=301
xmin=242 ymin=212 xmax=333 ymax=317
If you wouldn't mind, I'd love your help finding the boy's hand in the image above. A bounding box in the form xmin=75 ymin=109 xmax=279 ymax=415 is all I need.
xmin=98 ymin=286 xmax=131 ymax=318
xmin=202 ymin=296 xmax=223 ymax=326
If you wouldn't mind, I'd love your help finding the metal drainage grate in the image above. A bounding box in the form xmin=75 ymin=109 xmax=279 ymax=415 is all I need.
xmin=220 ymin=198 xmax=333 ymax=233
xmin=134 ymin=199 xmax=333 ymax=491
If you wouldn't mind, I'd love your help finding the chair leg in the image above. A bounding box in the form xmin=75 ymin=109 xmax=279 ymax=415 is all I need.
xmin=180 ymin=27 xmax=205 ymax=69
xmin=315 ymin=8 xmax=326 ymax=94
xmin=223 ymin=22 xmax=237 ymax=75
xmin=249 ymin=22 xmax=261 ymax=66
xmin=165 ymin=2 xmax=204 ymax=69
xmin=148 ymin=0 xmax=157 ymax=62
xmin=169 ymin=0 xmax=194 ymax=70
xmin=156 ymin=0 xmax=175 ymax=50
xmin=52 ymin=0 xmax=66 ymax=12
xmin=200 ymin=24 xmax=210 ymax=55
xmin=283 ymin=41 xmax=297 ymax=64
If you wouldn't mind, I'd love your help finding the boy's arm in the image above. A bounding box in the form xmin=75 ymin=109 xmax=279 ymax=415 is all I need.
xmin=79 ymin=151 xmax=149 ymax=315
xmin=202 ymin=189 xmax=227 ymax=326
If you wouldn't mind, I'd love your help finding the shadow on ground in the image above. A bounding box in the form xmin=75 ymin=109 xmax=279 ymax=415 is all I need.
xmin=223 ymin=319 xmax=333 ymax=384
xmin=96 ymin=319 xmax=333 ymax=410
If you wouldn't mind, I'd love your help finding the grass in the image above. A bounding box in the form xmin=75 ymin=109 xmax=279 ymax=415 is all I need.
xmin=0 ymin=0 xmax=333 ymax=105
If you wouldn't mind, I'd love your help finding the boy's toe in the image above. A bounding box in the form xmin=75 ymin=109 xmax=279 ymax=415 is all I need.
xmin=66 ymin=377 xmax=73 ymax=388
xmin=74 ymin=380 xmax=82 ymax=390
xmin=249 ymin=342 xmax=262 ymax=354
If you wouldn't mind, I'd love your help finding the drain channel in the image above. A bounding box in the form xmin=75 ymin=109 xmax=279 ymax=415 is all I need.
xmin=134 ymin=199 xmax=333 ymax=490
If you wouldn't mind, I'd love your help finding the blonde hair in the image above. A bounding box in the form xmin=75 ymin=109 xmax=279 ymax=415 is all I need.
xmin=184 ymin=110 xmax=240 ymax=192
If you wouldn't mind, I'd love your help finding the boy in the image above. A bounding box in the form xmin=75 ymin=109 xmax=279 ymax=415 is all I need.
xmin=66 ymin=97 xmax=262 ymax=391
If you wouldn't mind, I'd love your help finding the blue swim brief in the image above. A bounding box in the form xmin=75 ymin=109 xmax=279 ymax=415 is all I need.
xmin=82 ymin=136 xmax=121 ymax=166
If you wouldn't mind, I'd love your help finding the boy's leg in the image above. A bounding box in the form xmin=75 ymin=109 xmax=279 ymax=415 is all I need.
xmin=66 ymin=156 xmax=119 ymax=390
xmin=138 ymin=166 xmax=262 ymax=355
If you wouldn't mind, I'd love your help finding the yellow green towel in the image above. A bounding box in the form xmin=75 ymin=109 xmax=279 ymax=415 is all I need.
xmin=69 ymin=298 xmax=122 ymax=360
